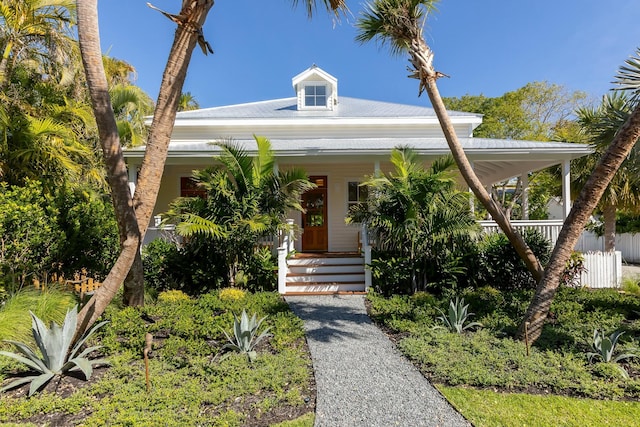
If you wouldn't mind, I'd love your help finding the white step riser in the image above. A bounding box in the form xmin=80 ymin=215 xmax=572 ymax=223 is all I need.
xmin=285 ymin=283 xmax=366 ymax=293
xmin=288 ymin=257 xmax=364 ymax=266
xmin=289 ymin=265 xmax=364 ymax=274
xmin=287 ymin=274 xmax=365 ymax=284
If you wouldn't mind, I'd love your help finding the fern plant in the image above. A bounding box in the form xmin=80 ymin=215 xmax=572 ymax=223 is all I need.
xmin=0 ymin=306 xmax=109 ymax=396
xmin=587 ymin=329 xmax=638 ymax=378
xmin=221 ymin=309 xmax=271 ymax=363
xmin=435 ymin=297 xmax=482 ymax=333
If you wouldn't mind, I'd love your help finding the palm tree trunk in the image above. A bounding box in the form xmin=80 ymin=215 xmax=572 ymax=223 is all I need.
xmin=76 ymin=0 xmax=214 ymax=332
xmin=408 ymin=38 xmax=544 ymax=282
xmin=131 ymin=0 xmax=214 ymax=239
xmin=603 ymin=202 xmax=617 ymax=251
xmin=518 ymin=103 xmax=640 ymax=343
xmin=76 ymin=0 xmax=143 ymax=331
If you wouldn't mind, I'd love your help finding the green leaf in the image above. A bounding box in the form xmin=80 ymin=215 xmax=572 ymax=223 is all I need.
xmin=28 ymin=372 xmax=55 ymax=397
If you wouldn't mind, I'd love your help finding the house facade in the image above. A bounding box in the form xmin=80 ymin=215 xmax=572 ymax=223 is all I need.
xmin=124 ymin=66 xmax=592 ymax=293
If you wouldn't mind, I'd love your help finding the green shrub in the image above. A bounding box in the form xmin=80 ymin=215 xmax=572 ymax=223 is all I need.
xmin=369 ymin=254 xmax=412 ymax=296
xmin=53 ymin=187 xmax=119 ymax=279
xmin=621 ymin=275 xmax=640 ymax=296
xmin=142 ymin=239 xmax=182 ymax=293
xmin=0 ymin=180 xmax=64 ymax=291
xmin=157 ymin=289 xmax=190 ymax=303
xmin=476 ymin=229 xmax=551 ymax=290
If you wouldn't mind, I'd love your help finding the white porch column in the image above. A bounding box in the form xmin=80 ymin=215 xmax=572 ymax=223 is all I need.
xmin=374 ymin=160 xmax=381 ymax=177
xmin=521 ymin=172 xmax=529 ymax=220
xmin=562 ymin=159 xmax=571 ymax=220
xmin=127 ymin=163 xmax=137 ymax=196
xmin=273 ymin=161 xmax=279 ymax=175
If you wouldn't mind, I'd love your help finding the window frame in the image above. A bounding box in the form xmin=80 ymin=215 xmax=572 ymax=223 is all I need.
xmin=303 ymin=83 xmax=328 ymax=109
xmin=347 ymin=180 xmax=368 ymax=211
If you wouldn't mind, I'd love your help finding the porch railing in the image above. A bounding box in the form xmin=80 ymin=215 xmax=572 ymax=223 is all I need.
xmin=479 ymin=220 xmax=564 ymax=247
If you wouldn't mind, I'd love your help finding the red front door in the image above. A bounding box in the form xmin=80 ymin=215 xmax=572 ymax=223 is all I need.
xmin=302 ymin=176 xmax=328 ymax=252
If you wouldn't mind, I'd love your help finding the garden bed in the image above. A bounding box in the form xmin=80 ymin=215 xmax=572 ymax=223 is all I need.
xmin=0 ymin=291 xmax=315 ymax=426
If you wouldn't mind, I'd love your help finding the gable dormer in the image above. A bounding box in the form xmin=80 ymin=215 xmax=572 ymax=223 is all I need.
xmin=292 ymin=65 xmax=338 ymax=111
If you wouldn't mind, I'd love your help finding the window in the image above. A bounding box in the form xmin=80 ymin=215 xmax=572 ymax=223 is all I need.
xmin=347 ymin=181 xmax=368 ymax=210
xmin=304 ymin=85 xmax=327 ymax=107
xmin=180 ymin=177 xmax=206 ymax=198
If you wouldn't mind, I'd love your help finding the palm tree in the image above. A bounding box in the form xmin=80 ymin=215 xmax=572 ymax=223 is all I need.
xmin=519 ymin=49 xmax=640 ymax=343
xmin=0 ymin=0 xmax=76 ymax=88
xmin=110 ymin=84 xmax=155 ymax=146
xmin=75 ymin=0 xmax=347 ymax=333
xmin=572 ymin=92 xmax=640 ymax=251
xmin=165 ymin=136 xmax=315 ymax=286
xmin=348 ymin=147 xmax=479 ymax=293
xmin=178 ymin=92 xmax=200 ymax=111
xmin=102 ymin=55 xmax=135 ymax=87
xmin=355 ymin=0 xmax=543 ymax=281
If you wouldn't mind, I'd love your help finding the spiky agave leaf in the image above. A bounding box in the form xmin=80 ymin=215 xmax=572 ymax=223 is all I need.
xmin=0 ymin=306 xmax=109 ymax=395
xmin=220 ymin=309 xmax=272 ymax=362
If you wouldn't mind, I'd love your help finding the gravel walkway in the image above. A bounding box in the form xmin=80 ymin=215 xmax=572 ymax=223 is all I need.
xmin=286 ymin=295 xmax=471 ymax=427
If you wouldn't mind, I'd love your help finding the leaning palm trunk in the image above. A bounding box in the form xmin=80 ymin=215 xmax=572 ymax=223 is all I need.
xmin=518 ymin=103 xmax=640 ymax=343
xmin=407 ymin=38 xmax=544 ymax=282
xmin=602 ymin=202 xmax=617 ymax=251
xmin=77 ymin=0 xmax=144 ymax=309
xmin=75 ymin=0 xmax=214 ymax=333
xmin=76 ymin=0 xmax=143 ymax=333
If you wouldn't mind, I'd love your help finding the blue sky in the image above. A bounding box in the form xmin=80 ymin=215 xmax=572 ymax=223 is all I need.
xmin=97 ymin=0 xmax=640 ymax=109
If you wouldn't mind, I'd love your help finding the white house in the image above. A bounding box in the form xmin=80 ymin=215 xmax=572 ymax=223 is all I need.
xmin=124 ymin=65 xmax=592 ymax=294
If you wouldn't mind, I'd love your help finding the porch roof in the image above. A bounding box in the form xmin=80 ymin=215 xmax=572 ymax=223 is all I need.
xmin=125 ymin=137 xmax=592 ymax=185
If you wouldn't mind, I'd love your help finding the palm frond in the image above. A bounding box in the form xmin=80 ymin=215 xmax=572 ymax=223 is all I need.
xmin=613 ymin=47 xmax=640 ymax=103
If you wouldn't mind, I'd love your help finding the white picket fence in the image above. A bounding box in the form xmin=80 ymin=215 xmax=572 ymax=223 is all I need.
xmin=575 ymin=232 xmax=640 ymax=264
xmin=579 ymin=251 xmax=622 ymax=289
xmin=480 ymin=221 xmax=627 ymax=289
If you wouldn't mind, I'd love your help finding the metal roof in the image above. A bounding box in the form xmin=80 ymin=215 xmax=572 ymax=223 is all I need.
xmin=173 ymin=96 xmax=482 ymax=120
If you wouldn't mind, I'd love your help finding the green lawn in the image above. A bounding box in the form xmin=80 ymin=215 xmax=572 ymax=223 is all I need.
xmin=439 ymin=385 xmax=640 ymax=427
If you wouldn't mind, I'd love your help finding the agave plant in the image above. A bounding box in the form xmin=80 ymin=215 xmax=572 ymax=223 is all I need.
xmin=221 ymin=309 xmax=272 ymax=363
xmin=587 ymin=329 xmax=638 ymax=378
xmin=0 ymin=306 xmax=109 ymax=396
xmin=435 ymin=297 xmax=482 ymax=334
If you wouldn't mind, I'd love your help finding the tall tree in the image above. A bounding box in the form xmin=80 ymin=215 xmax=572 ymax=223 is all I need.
xmin=444 ymin=82 xmax=589 ymax=220
xmin=355 ymin=0 xmax=544 ymax=282
xmin=76 ymin=0 xmax=144 ymax=334
xmin=573 ymin=92 xmax=640 ymax=250
xmin=518 ymin=49 xmax=640 ymax=343
xmin=443 ymin=82 xmax=587 ymax=142
xmin=75 ymin=0 xmax=347 ymax=334
xmin=0 ymin=0 xmax=76 ymax=88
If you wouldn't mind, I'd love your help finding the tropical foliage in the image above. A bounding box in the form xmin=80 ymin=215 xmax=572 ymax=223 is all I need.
xmin=573 ymin=92 xmax=640 ymax=250
xmin=348 ymin=148 xmax=479 ymax=294
xmin=162 ymin=136 xmax=314 ymax=291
